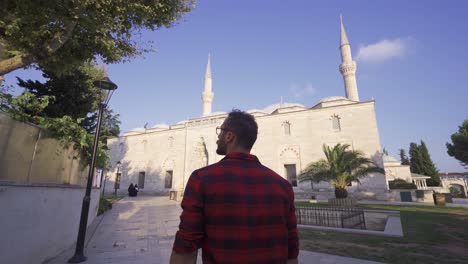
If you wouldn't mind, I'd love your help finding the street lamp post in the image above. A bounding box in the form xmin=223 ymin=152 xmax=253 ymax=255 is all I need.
xmin=101 ymin=174 xmax=108 ymax=196
xmin=69 ymin=77 xmax=118 ymax=263
xmin=114 ymin=161 xmax=122 ymax=196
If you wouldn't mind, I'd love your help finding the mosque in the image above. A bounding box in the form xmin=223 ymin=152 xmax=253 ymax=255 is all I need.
xmin=105 ymin=17 xmax=413 ymax=199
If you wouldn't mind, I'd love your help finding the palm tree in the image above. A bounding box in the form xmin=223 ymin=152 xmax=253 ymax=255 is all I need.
xmin=299 ymin=144 xmax=384 ymax=198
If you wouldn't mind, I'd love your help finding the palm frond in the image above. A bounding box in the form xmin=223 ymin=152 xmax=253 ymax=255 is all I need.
xmin=352 ymin=166 xmax=385 ymax=179
xmin=301 ymin=143 xmax=383 ymax=191
xmin=298 ymin=159 xmax=330 ymax=182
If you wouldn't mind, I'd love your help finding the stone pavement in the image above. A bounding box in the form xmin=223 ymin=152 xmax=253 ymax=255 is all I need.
xmin=46 ymin=196 xmax=382 ymax=264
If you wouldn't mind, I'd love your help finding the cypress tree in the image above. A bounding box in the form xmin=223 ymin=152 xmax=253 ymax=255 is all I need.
xmin=409 ymin=142 xmax=423 ymax=174
xmin=399 ymin=149 xmax=411 ymax=165
xmin=419 ymin=141 xmax=440 ymax=186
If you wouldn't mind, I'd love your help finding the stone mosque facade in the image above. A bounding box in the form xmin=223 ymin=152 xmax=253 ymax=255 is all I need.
xmin=105 ymin=17 xmax=410 ymax=199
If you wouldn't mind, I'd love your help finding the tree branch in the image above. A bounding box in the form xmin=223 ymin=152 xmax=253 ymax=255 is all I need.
xmin=0 ymin=20 xmax=77 ymax=76
xmin=0 ymin=53 xmax=35 ymax=76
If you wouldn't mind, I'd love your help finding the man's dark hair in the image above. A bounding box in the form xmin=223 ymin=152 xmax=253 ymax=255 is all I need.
xmin=224 ymin=109 xmax=258 ymax=150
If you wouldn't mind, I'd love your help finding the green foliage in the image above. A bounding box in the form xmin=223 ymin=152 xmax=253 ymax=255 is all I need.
xmin=0 ymin=91 xmax=51 ymax=123
xmin=382 ymin=148 xmax=389 ymax=156
xmin=409 ymin=143 xmax=422 ymax=173
xmin=388 ymin=179 xmax=417 ymax=189
xmin=87 ymin=108 xmax=121 ymax=144
xmin=38 ymin=115 xmax=110 ymax=168
xmin=0 ymin=0 xmax=195 ymax=75
xmin=446 ymin=120 xmax=468 ymax=168
xmin=399 ymin=148 xmax=410 ymax=165
xmin=449 ymin=186 xmax=461 ymax=195
xmin=17 ymin=62 xmax=104 ymax=121
xmin=16 ymin=62 xmax=106 ymax=132
xmin=0 ymin=63 xmax=119 ymax=169
xmin=98 ymin=196 xmax=112 ymax=215
xmin=409 ymin=141 xmax=440 ymax=186
xmin=299 ymin=144 xmax=385 ymax=198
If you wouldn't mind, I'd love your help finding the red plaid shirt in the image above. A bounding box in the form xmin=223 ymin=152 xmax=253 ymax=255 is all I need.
xmin=173 ymin=152 xmax=299 ymax=264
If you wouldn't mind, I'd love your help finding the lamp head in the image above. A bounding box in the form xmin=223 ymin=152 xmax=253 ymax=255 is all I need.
xmin=93 ymin=77 xmax=118 ymax=105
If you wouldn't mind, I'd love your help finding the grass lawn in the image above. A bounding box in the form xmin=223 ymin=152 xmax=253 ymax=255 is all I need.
xmin=98 ymin=195 xmax=123 ymax=215
xmin=296 ymin=202 xmax=468 ymax=264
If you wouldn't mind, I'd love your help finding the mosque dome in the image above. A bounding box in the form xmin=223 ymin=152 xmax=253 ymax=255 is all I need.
xmin=130 ymin=127 xmax=145 ymax=132
xmin=204 ymin=111 xmax=227 ymax=117
xmin=382 ymin=154 xmax=399 ymax=163
xmin=262 ymin=102 xmax=306 ymax=114
xmin=176 ymin=120 xmax=188 ymax=125
xmin=319 ymin=96 xmax=348 ymax=103
xmin=151 ymin=123 xmax=169 ymax=129
xmin=247 ymin=109 xmax=268 ymax=114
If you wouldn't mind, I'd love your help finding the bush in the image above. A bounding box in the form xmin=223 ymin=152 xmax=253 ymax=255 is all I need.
xmin=389 ymin=179 xmax=417 ymax=189
xmin=98 ymin=197 xmax=112 ymax=215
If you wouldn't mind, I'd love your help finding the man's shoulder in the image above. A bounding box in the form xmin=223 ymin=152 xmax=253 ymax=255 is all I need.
xmin=259 ymin=165 xmax=292 ymax=185
xmin=195 ymin=162 xmax=221 ymax=172
xmin=193 ymin=160 xmax=292 ymax=186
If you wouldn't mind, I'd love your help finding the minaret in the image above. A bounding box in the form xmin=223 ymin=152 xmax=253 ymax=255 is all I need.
xmin=339 ymin=15 xmax=359 ymax=101
xmin=202 ymin=53 xmax=214 ymax=116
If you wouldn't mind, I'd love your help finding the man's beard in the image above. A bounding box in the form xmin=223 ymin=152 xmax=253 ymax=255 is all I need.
xmin=216 ymin=139 xmax=227 ymax=155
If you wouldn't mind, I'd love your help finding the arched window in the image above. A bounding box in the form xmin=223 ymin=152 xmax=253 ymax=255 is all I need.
xmin=331 ymin=115 xmax=341 ymax=131
xmin=283 ymin=121 xmax=291 ymax=135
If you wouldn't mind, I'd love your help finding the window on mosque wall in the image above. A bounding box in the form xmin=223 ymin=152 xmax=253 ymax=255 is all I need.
xmin=165 ymin=170 xmax=173 ymax=189
xmin=138 ymin=171 xmax=146 ymax=189
xmin=284 ymin=164 xmax=297 ymax=187
xmin=331 ymin=115 xmax=341 ymax=131
xmin=283 ymin=121 xmax=291 ymax=135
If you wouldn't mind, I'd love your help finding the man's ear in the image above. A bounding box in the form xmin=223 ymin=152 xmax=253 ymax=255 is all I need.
xmin=225 ymin=131 xmax=236 ymax=144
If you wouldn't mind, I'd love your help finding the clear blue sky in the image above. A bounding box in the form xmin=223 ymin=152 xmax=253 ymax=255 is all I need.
xmin=4 ymin=0 xmax=468 ymax=172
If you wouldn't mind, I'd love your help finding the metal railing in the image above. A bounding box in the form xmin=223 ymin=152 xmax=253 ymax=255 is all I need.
xmin=296 ymin=206 xmax=366 ymax=229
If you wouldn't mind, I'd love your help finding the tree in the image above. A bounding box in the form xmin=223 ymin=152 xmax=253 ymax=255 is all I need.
xmin=409 ymin=143 xmax=423 ymax=174
xmin=298 ymin=144 xmax=384 ymax=198
xmin=408 ymin=141 xmax=440 ymax=186
xmin=399 ymin=148 xmax=410 ymax=165
xmin=419 ymin=141 xmax=439 ymax=185
xmin=0 ymin=0 xmax=194 ymax=76
xmin=1 ymin=62 xmax=121 ymax=169
xmin=99 ymin=108 xmax=121 ymax=145
xmin=16 ymin=62 xmax=104 ymax=131
xmin=382 ymin=148 xmax=389 ymax=156
xmin=446 ymin=120 xmax=468 ymax=169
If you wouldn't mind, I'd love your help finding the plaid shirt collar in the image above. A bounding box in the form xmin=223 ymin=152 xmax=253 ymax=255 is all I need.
xmin=221 ymin=152 xmax=260 ymax=163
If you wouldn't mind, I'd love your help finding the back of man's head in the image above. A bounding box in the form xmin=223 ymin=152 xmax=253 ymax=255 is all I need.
xmin=224 ymin=109 xmax=258 ymax=150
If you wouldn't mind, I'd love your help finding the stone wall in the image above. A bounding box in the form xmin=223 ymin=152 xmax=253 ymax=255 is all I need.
xmin=0 ymin=112 xmax=88 ymax=185
xmin=376 ymin=189 xmax=435 ymax=203
xmin=0 ymin=113 xmax=100 ymax=263
xmin=0 ymin=184 xmax=100 ymax=264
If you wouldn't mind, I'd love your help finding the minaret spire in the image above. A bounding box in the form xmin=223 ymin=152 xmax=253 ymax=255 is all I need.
xmin=205 ymin=53 xmax=212 ymax=80
xmin=340 ymin=15 xmax=349 ymax=47
xmin=339 ymin=16 xmax=359 ymax=101
xmin=202 ymin=53 xmax=214 ymax=116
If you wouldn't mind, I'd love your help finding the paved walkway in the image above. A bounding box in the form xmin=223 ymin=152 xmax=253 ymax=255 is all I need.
xmin=46 ymin=196 xmax=382 ymax=264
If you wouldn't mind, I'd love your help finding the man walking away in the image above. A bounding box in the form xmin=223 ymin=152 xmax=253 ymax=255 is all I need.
xmin=170 ymin=109 xmax=299 ymax=264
